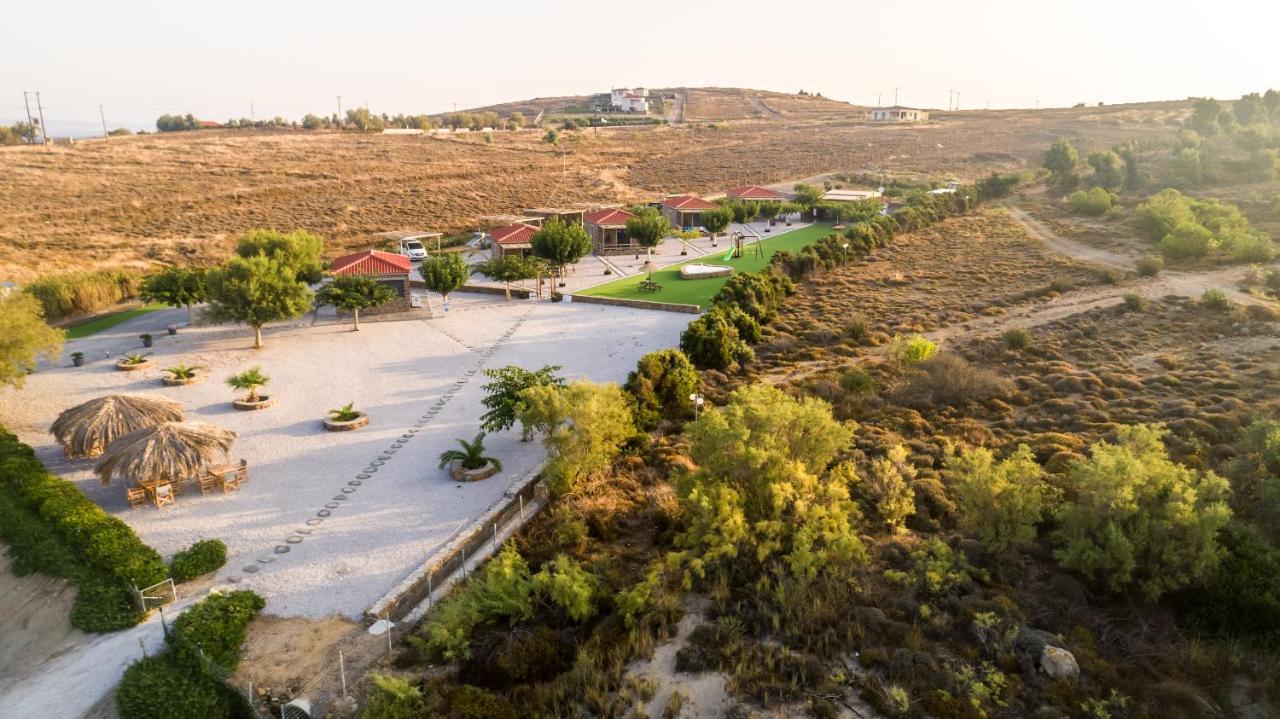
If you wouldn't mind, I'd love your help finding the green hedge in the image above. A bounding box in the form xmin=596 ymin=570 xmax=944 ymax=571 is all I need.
xmin=115 ymin=655 xmax=227 ymax=719
xmin=22 ymin=268 xmax=144 ymax=321
xmin=0 ymin=427 xmax=166 ymax=631
xmin=171 ymin=539 xmax=228 ymax=582
xmin=170 ymin=589 xmax=265 ymax=669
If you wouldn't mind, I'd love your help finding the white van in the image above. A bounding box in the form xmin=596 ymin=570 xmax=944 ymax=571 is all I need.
xmin=398 ymin=237 xmax=428 ymax=261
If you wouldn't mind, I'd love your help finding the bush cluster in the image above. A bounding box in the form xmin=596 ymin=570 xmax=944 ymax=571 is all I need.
xmin=23 ymin=268 xmax=144 ymax=321
xmin=170 ymin=539 xmax=228 ymax=582
xmin=1067 ymin=187 xmax=1117 ymax=216
xmin=1137 ymin=188 xmax=1276 ymax=262
xmin=0 ymin=427 xmax=166 ymax=631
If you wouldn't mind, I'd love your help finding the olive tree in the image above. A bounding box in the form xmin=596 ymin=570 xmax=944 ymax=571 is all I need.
xmin=473 ymin=255 xmax=542 ymax=301
xmin=419 ymin=253 xmax=471 ymax=308
xmin=204 ymin=255 xmax=313 ymax=348
xmin=314 ymin=274 xmax=397 ymax=331
xmin=1043 ymin=138 xmax=1080 ymax=192
xmin=234 ymin=229 xmax=325 ymax=283
xmin=624 ymin=349 xmax=699 ymax=430
xmin=531 ymin=219 xmax=592 ymax=285
xmin=479 ymin=364 xmax=565 ymax=440
xmin=701 ymin=206 xmax=733 ymax=247
xmin=624 ymin=207 xmax=672 ymax=278
xmin=140 ymin=267 xmax=208 ymax=324
xmin=0 ymin=292 xmax=64 ymax=388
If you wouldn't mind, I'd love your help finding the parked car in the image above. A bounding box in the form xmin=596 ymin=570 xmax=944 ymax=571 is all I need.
xmin=399 ymin=238 xmax=428 ymax=261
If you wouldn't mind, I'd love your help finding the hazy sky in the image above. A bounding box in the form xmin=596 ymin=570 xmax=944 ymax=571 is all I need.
xmin=4 ymin=0 xmax=1277 ymax=135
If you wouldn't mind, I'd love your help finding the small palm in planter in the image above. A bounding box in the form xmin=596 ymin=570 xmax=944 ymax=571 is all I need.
xmin=226 ymin=367 xmax=273 ymax=410
xmin=324 ymin=401 xmax=369 ymax=431
xmin=161 ymin=364 xmax=203 ymax=386
xmin=71 ymin=351 xmax=85 ymax=367
xmin=438 ymin=432 xmax=502 ymax=481
xmin=140 ymin=333 xmax=154 ymax=348
xmin=116 ymin=352 xmax=153 ymax=371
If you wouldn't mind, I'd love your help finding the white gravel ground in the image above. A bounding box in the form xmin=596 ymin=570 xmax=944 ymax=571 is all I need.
xmin=0 ymin=292 xmax=689 ymax=619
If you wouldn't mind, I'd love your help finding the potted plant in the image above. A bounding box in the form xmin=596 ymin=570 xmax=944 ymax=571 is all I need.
xmin=161 ymin=364 xmax=203 ymax=386
xmin=115 ymin=353 xmax=153 ymax=371
xmin=167 ymin=325 xmax=179 ymax=336
xmin=226 ymin=367 xmax=273 ymax=410
xmin=438 ymin=432 xmax=502 ymax=482
xmin=140 ymin=333 xmax=154 ymax=348
xmin=603 ymin=267 xmax=612 ymax=275
xmin=324 ymin=402 xmax=369 ymax=431
xmin=550 ymin=291 xmax=563 ymax=303
xmin=71 ymin=351 xmax=85 ymax=367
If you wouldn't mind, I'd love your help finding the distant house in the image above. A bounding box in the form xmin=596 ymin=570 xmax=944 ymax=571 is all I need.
xmin=488 ymin=223 xmax=541 ymax=259
xmin=611 ymin=87 xmax=650 ymax=113
xmin=817 ymin=189 xmax=887 ymax=220
xmin=660 ymin=195 xmax=718 ymax=230
xmin=524 ymin=207 xmax=584 ymax=226
xmin=870 ymin=106 xmax=929 ymax=122
xmin=329 ymin=250 xmax=413 ymax=313
xmin=583 ymin=208 xmax=636 ymax=255
xmin=726 ymin=185 xmax=787 ymax=202
xmin=198 ymin=120 xmax=222 ymax=129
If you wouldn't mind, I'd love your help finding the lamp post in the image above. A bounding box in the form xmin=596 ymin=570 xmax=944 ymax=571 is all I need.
xmin=689 ymin=393 xmax=704 ymax=420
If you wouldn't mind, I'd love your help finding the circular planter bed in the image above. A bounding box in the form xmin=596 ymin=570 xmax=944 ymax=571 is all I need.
xmin=324 ymin=413 xmax=369 ymax=432
xmin=679 ymin=263 xmax=734 ymax=280
xmin=115 ymin=359 xmax=153 ymax=372
xmin=232 ymin=396 xmax=275 ymax=411
xmin=449 ymin=459 xmax=499 ymax=482
xmin=161 ymin=373 xmax=204 ymax=386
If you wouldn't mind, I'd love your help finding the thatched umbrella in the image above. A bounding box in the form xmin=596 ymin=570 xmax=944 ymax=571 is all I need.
xmin=50 ymin=394 xmax=186 ymax=459
xmin=95 ymin=422 xmax=237 ymax=486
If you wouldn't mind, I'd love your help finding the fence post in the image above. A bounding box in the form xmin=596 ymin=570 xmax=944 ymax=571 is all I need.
xmin=519 ymin=494 xmax=524 ymax=521
xmin=427 ymin=573 xmax=433 ymax=610
xmin=339 ymin=650 xmax=347 ymax=698
xmin=492 ymin=522 xmax=498 ymax=552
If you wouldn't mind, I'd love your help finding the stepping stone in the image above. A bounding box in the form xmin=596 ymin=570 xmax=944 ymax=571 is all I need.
xmin=408 ymin=429 xmax=420 ymax=434
xmin=306 ymin=518 xmax=324 ymax=526
xmin=257 ymin=556 xmax=275 ymax=564
xmin=318 ymin=510 xmax=331 ymax=517
xmin=341 ymin=487 xmax=356 ymax=494
xmin=274 ymin=545 xmax=290 ymax=554
xmin=333 ymin=495 xmax=347 ymax=501
xmin=357 ymin=474 xmax=371 ymax=479
xmin=385 ymin=448 xmax=398 ymax=454
xmin=377 ymin=455 xmax=391 ymax=461
xmin=243 ymin=565 xmax=260 ymax=573
xmin=287 ymin=536 xmax=304 ymax=544
xmin=325 ymin=502 xmax=339 ymax=509
xmin=297 ymin=528 xmax=313 ymax=535
xmin=348 ymin=480 xmax=362 ymax=486
xmin=371 ymin=460 xmax=385 ymax=467
xmin=401 ymin=433 xmax=413 ymax=439
xmin=363 ymin=467 xmax=378 ymax=473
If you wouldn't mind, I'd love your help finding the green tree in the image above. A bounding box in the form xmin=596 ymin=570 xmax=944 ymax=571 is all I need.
xmin=479 ymin=364 xmax=565 ymax=439
xmin=314 ymin=273 xmax=397 ymax=331
xmin=530 ymin=219 xmax=592 ymax=284
xmin=361 ymin=674 xmax=427 ymax=719
xmin=948 ymin=444 xmax=1046 ymax=553
xmin=1086 ymin=150 xmax=1125 ymax=190
xmin=1043 ymin=138 xmax=1080 ymax=192
xmin=1159 ymin=222 xmax=1214 ymax=259
xmin=204 ymin=255 xmax=313 ymax=348
xmin=863 ymin=445 xmax=917 ymax=533
xmin=517 ymin=381 xmax=635 ymax=495
xmin=1234 ymin=93 xmax=1266 ymax=126
xmin=678 ymin=384 xmax=864 ymax=582
xmin=679 ymin=308 xmax=752 ymax=371
xmin=1053 ymin=424 xmax=1232 ymax=600
xmin=624 ymin=207 xmax=672 ymax=278
xmin=474 ymin=255 xmax=541 ymax=300
xmin=701 ymin=205 xmax=733 ymax=245
xmin=234 ymin=228 xmax=325 ymax=283
xmin=1136 ymin=188 xmax=1196 ymax=241
xmin=506 ymin=112 xmax=526 ymax=129
xmin=419 ymin=253 xmax=471 ymax=307
xmin=0 ymin=292 xmax=64 ymax=388
xmin=140 ymin=267 xmax=208 ymax=324
xmin=532 ymin=556 xmax=598 ymax=622
xmin=792 ymin=183 xmax=824 ymax=212
xmin=624 ymin=349 xmax=700 ymax=430
xmin=1190 ymin=97 xmax=1222 ymax=135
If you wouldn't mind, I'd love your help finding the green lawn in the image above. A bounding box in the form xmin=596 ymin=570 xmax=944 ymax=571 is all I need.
xmin=64 ymin=304 xmax=168 ymax=339
xmin=576 ymin=223 xmax=835 ymax=309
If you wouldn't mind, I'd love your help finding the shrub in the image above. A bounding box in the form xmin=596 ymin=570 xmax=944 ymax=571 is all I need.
xmin=1068 ymin=187 xmax=1116 ymax=216
xmin=448 ymin=685 xmax=517 ymax=719
xmin=1000 ymin=328 xmax=1033 ymax=350
xmin=169 ymin=589 xmax=265 ymax=669
xmin=1200 ymin=288 xmax=1234 ymax=311
xmin=1135 ymin=254 xmax=1164 ymax=276
xmin=1160 ymin=222 xmax=1213 ymax=259
xmin=0 ymin=427 xmax=165 ymax=631
xmin=1053 ymin=425 xmax=1232 ymax=600
xmin=22 ymin=268 xmax=144 ymax=321
xmin=115 ymin=655 xmax=226 ymax=719
xmin=517 ymin=381 xmax=636 ymax=496
xmin=839 ymin=366 xmax=876 ymax=396
xmin=624 ymin=349 xmax=699 ymax=430
xmin=1137 ymin=189 xmax=1197 ymax=241
xmin=712 ymin=269 xmax=792 ymax=324
xmin=947 ymin=445 xmax=1046 ymax=553
xmin=1221 ymin=229 xmax=1277 ymax=263
xmin=1122 ymin=293 xmax=1148 ymax=312
xmin=414 ymin=542 xmax=532 ymax=661
xmin=361 ymin=674 xmax=426 ymax=719
xmin=888 ymin=334 xmax=937 ymax=364
xmin=170 ymin=539 xmax=227 ymax=582
xmin=680 ymin=308 xmax=751 ymax=371
xmin=895 ymin=354 xmax=1011 ymax=407
xmin=861 ymin=445 xmax=917 ymax=533
xmin=479 ymin=364 xmax=565 ymax=439
xmin=1175 ymin=522 xmax=1280 ymax=644
xmin=532 ymin=555 xmax=598 ymax=622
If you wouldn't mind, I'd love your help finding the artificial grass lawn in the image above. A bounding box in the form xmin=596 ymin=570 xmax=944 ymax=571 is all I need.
xmin=576 ymin=223 xmax=835 ymax=309
xmin=64 ymin=304 xmax=167 ymax=339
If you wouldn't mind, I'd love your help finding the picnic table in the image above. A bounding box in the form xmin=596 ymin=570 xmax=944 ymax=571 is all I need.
xmin=638 ymin=279 xmax=663 ymax=292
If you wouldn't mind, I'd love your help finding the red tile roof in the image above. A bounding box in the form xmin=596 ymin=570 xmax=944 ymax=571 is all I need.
xmin=661 ymin=195 xmax=718 ymax=211
xmin=489 ymin=223 xmax=540 ymax=245
xmin=330 ymin=250 xmax=412 ymax=276
xmin=726 ymin=185 xmax=786 ymax=200
xmin=583 ymin=208 xmax=635 ymax=227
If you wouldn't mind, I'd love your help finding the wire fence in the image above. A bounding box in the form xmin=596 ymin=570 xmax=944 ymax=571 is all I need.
xmin=278 ymin=475 xmax=549 ymax=718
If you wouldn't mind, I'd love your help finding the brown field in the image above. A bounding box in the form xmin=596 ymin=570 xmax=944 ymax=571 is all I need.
xmin=0 ymin=90 xmax=1191 ymax=281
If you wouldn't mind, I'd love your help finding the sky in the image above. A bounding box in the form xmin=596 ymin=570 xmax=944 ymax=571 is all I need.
xmin=3 ymin=0 xmax=1277 ymax=136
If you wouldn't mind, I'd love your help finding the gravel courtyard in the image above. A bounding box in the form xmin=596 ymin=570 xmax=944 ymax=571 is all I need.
xmin=0 ymin=292 xmax=689 ymax=619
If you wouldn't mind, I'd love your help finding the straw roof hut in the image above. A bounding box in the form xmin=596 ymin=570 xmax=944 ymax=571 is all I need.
xmin=50 ymin=395 xmax=185 ymax=459
xmin=95 ymin=422 xmax=237 ymax=486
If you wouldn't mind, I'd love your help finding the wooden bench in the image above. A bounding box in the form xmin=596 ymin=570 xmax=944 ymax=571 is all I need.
xmin=638 ymin=279 xmax=663 ymax=293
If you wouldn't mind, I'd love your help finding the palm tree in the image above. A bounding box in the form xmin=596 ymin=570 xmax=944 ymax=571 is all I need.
xmin=226 ymin=367 xmax=270 ymax=402
xmin=328 ymin=402 xmax=363 ymax=421
xmin=438 ymin=432 xmax=502 ymax=471
xmin=163 ymin=364 xmax=201 ymax=380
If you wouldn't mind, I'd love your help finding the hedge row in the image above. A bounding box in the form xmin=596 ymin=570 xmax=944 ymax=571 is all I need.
xmin=0 ymin=427 xmax=167 ymax=631
xmin=22 ymin=268 xmax=144 ymax=321
xmin=117 ymin=590 xmax=265 ymax=719
xmin=170 ymin=539 xmax=228 ymax=582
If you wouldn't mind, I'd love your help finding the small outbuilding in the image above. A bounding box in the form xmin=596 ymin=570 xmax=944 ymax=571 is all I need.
xmin=726 ymin=185 xmax=787 ymax=202
xmin=583 ymin=208 xmax=636 ymax=255
xmin=524 ymin=207 xmax=585 ymax=226
xmin=488 ymin=223 xmax=541 ymax=258
xmin=660 ymin=195 xmax=719 ymax=230
xmin=330 ymin=250 xmax=414 ymax=312
xmin=870 ymin=106 xmax=929 ymax=122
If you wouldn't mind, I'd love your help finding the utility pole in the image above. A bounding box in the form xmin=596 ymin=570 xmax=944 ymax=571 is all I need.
xmin=893 ymin=87 xmax=900 ymax=105
xmin=250 ymin=102 xmax=255 ymax=123
xmin=100 ymin=105 xmax=108 ymax=138
xmin=35 ymin=92 xmax=49 ymax=144
xmin=955 ymin=91 xmax=960 ymax=111
xmin=337 ymin=95 xmax=342 ymax=118
xmin=948 ymin=90 xmax=953 ymax=111
xmin=22 ymin=92 xmax=36 ymax=144
xmin=877 ymin=92 xmax=881 ymax=107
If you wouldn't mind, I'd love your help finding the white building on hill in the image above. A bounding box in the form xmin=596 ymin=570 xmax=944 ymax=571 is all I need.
xmin=610 ymin=87 xmax=649 ymax=113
